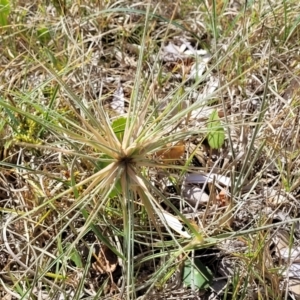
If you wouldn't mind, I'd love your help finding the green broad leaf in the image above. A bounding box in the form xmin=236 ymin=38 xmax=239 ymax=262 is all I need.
xmin=182 ymin=258 xmax=213 ymax=289
xmin=66 ymin=242 xmax=83 ymax=268
xmin=0 ymin=0 xmax=10 ymax=27
xmin=95 ymin=155 xmax=121 ymax=198
xmin=207 ymin=109 xmax=225 ymax=149
xmin=108 ymin=180 xmax=122 ymax=198
xmin=37 ymin=27 xmax=52 ymax=45
xmin=111 ymin=116 xmax=126 ymax=142
xmin=95 ymin=154 xmax=111 ymax=171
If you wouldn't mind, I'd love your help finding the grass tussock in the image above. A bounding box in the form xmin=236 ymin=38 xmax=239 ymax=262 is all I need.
xmin=1 ymin=0 xmax=300 ymax=299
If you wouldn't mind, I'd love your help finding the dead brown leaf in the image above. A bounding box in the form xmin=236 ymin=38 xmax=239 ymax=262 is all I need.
xmin=156 ymin=141 xmax=185 ymax=162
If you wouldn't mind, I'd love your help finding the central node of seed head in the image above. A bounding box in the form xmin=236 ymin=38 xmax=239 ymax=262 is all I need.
xmin=119 ymin=155 xmax=133 ymax=166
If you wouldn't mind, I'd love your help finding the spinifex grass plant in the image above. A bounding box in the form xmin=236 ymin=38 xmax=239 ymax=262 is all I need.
xmin=0 ymin=7 xmax=227 ymax=298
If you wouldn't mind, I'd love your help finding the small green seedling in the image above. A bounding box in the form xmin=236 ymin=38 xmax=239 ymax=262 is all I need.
xmin=207 ymin=109 xmax=225 ymax=149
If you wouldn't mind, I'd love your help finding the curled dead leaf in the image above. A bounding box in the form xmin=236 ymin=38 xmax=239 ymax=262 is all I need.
xmin=216 ymin=189 xmax=229 ymax=207
xmin=156 ymin=141 xmax=185 ymax=161
xmin=216 ymin=189 xmax=233 ymax=228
